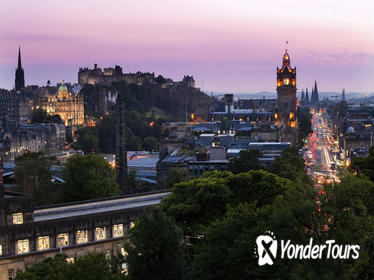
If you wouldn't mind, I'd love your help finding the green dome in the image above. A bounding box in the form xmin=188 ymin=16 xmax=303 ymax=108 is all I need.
xmin=59 ymin=80 xmax=68 ymax=93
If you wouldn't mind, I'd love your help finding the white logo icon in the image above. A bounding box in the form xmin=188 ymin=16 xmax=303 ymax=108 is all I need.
xmin=255 ymin=231 xmax=277 ymax=266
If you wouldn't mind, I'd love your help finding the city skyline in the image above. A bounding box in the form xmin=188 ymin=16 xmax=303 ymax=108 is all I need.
xmin=1 ymin=0 xmax=374 ymax=93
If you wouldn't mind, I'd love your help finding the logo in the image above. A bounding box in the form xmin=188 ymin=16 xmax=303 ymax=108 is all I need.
xmin=255 ymin=231 xmax=277 ymax=266
xmin=254 ymin=231 xmax=360 ymax=266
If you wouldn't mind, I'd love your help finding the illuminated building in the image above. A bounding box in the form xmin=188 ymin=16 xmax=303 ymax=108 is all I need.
xmin=276 ymin=48 xmax=296 ymax=119
xmin=41 ymin=81 xmax=84 ymax=126
xmin=276 ymin=46 xmax=298 ymax=145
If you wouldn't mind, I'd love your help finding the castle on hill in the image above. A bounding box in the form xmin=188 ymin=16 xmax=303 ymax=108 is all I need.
xmin=78 ymin=64 xmax=195 ymax=88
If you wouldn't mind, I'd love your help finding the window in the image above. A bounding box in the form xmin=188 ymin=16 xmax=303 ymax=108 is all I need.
xmin=16 ymin=239 xmax=29 ymax=254
xmin=112 ymin=224 xmax=123 ymax=237
xmin=121 ymin=247 xmax=128 ymax=257
xmin=95 ymin=227 xmax=106 ymax=241
xmin=0 ymin=244 xmax=2 ymax=256
xmin=37 ymin=236 xmax=50 ymax=251
xmin=76 ymin=230 xmax=88 ymax=244
xmin=57 ymin=233 xmax=69 ymax=247
xmin=12 ymin=213 xmax=23 ymax=224
xmin=8 ymin=269 xmax=14 ymax=279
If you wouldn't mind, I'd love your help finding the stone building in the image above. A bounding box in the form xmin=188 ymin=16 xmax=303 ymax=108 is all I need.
xmin=78 ymin=64 xmax=156 ymax=86
xmin=14 ymin=48 xmax=25 ymax=92
xmin=0 ymin=123 xmax=66 ymax=160
xmin=0 ymin=181 xmax=169 ymax=279
xmin=40 ymin=81 xmax=84 ymax=127
xmin=276 ymin=48 xmax=298 ymax=145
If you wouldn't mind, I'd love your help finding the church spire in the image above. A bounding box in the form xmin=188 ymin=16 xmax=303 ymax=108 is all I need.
xmin=18 ymin=46 xmax=22 ymax=68
xmin=314 ymin=80 xmax=318 ymax=94
xmin=15 ymin=46 xmax=25 ymax=91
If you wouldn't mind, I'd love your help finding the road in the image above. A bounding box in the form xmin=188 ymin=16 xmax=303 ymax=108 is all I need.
xmin=303 ymin=110 xmax=340 ymax=188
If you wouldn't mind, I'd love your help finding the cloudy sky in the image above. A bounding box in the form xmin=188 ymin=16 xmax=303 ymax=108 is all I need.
xmin=1 ymin=0 xmax=373 ymax=93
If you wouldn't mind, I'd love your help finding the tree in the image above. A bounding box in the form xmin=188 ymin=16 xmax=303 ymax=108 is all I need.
xmin=15 ymin=152 xmax=59 ymax=205
xmin=80 ymin=134 xmax=99 ymax=153
xmin=297 ymin=106 xmax=312 ymax=145
xmin=164 ymin=167 xmax=189 ymax=188
xmin=14 ymin=253 xmax=71 ymax=280
xmin=227 ymin=149 xmax=261 ymax=174
xmin=350 ymin=147 xmax=374 ymax=182
xmin=193 ymin=203 xmax=275 ymax=280
xmin=227 ymin=169 xmax=294 ymax=208
xmin=97 ymin=113 xmax=116 ymax=154
xmin=62 ymin=154 xmax=119 ymax=202
xmin=269 ymin=147 xmax=312 ymax=185
xmin=14 ymin=253 xmax=126 ymax=280
xmin=142 ymin=136 xmax=158 ymax=152
xmin=127 ymin=136 xmax=142 ymax=151
xmin=71 ymin=127 xmax=99 ymax=154
xmin=124 ymin=210 xmax=185 ymax=280
xmin=159 ymin=175 xmax=231 ymax=235
xmin=32 ymin=109 xmax=62 ymax=124
xmin=192 ymin=171 xmax=374 ymax=279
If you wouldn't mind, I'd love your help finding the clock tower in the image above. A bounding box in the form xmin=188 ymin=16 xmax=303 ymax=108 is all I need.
xmin=276 ymin=49 xmax=296 ymax=126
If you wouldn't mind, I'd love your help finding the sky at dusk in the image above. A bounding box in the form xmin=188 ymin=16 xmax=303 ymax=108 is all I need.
xmin=1 ymin=0 xmax=374 ymax=93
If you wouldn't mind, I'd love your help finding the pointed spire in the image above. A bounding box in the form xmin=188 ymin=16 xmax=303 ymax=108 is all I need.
xmin=15 ymin=46 xmax=25 ymax=91
xmin=18 ymin=46 xmax=22 ymax=69
xmin=314 ymin=80 xmax=318 ymax=94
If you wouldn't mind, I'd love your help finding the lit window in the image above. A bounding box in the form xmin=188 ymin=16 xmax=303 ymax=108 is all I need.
xmin=129 ymin=222 xmax=135 ymax=229
xmin=57 ymin=233 xmax=69 ymax=247
xmin=37 ymin=236 xmax=50 ymax=251
xmin=121 ymin=247 xmax=128 ymax=257
xmin=0 ymin=244 xmax=2 ymax=256
xmin=12 ymin=213 xmax=23 ymax=224
xmin=8 ymin=269 xmax=14 ymax=279
xmin=122 ymin=262 xmax=128 ymax=275
xmin=16 ymin=239 xmax=29 ymax=254
xmin=95 ymin=227 xmax=106 ymax=241
xmin=113 ymin=224 xmax=123 ymax=237
xmin=76 ymin=230 xmax=88 ymax=244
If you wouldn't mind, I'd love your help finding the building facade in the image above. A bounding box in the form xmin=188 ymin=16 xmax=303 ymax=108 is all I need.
xmin=40 ymin=81 xmax=84 ymax=126
xmin=0 ymin=187 xmax=169 ymax=279
xmin=276 ymin=49 xmax=298 ymax=145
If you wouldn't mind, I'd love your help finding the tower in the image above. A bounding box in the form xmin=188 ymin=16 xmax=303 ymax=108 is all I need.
xmin=311 ymin=80 xmax=319 ymax=107
xmin=115 ymin=90 xmax=128 ymax=193
xmin=300 ymin=89 xmax=305 ymax=106
xmin=15 ymin=47 xmax=25 ymax=91
xmin=276 ymin=48 xmax=296 ymax=124
xmin=305 ymin=88 xmax=310 ymax=107
xmin=342 ymin=89 xmax=346 ymax=101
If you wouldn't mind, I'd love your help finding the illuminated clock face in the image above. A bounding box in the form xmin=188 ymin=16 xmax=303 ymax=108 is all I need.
xmin=283 ymin=78 xmax=290 ymax=85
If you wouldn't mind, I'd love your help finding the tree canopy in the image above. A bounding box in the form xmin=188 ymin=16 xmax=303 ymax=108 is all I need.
xmin=227 ymin=148 xmax=262 ymax=174
xmin=14 ymin=253 xmax=125 ymax=280
xmin=32 ymin=108 xmax=62 ymax=124
xmin=15 ymin=152 xmax=59 ymax=205
xmin=350 ymin=147 xmax=374 ymax=182
xmin=124 ymin=210 xmax=185 ymax=280
xmin=268 ymin=146 xmax=312 ymax=185
xmin=61 ymin=154 xmax=119 ymax=202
